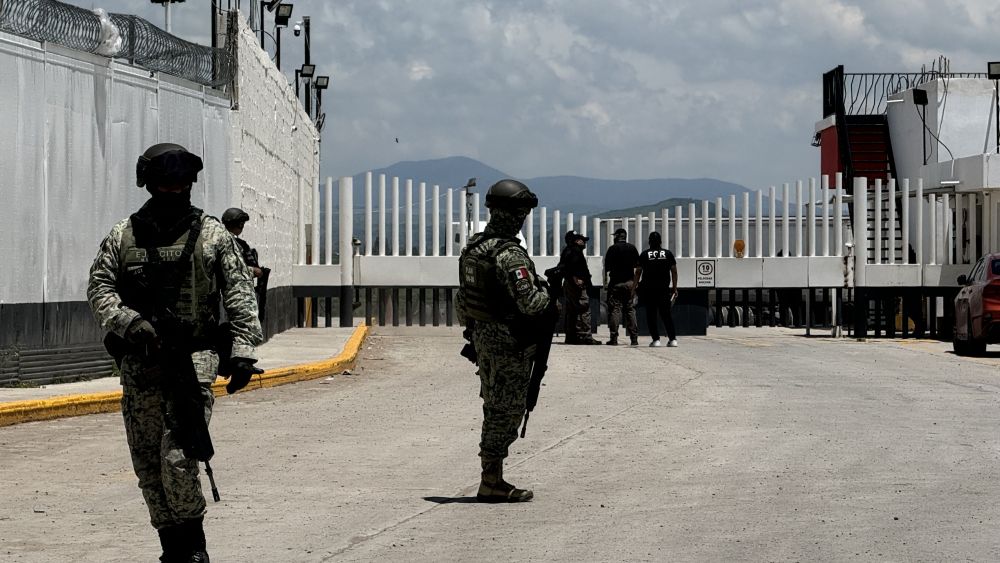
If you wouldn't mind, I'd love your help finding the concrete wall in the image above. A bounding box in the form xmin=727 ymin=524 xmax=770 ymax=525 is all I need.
xmin=0 ymin=17 xmax=319 ymax=382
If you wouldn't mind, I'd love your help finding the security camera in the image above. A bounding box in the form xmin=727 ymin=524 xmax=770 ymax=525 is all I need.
xmin=293 ymin=22 xmax=302 ymax=36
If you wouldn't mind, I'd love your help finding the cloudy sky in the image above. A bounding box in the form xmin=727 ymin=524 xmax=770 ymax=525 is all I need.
xmin=101 ymin=0 xmax=1000 ymax=189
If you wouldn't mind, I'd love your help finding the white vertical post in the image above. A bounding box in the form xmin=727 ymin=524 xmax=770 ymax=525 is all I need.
xmin=458 ymin=187 xmax=468 ymax=250
xmin=339 ymin=177 xmax=353 ymax=288
xmin=446 ymin=189 xmax=454 ymax=257
xmin=297 ymin=176 xmax=306 ymax=264
xmin=391 ymin=177 xmax=400 ymax=256
xmin=607 ymin=219 xmax=617 ymax=252
xmin=985 ymin=193 xmax=994 ymax=255
xmin=378 ymin=174 xmax=386 ymax=256
xmin=635 ymin=213 xmax=644 ymax=252
xmin=873 ymin=179 xmax=882 ymax=265
xmin=553 ymin=210 xmax=561 ymax=255
xmin=701 ymin=200 xmax=710 ymax=257
xmin=715 ymin=197 xmax=724 ymax=259
xmin=580 ymin=215 xmax=589 ymax=254
xmin=835 ymin=174 xmax=844 ymax=257
xmin=887 ymin=178 xmax=896 ymax=264
xmin=782 ymin=183 xmax=790 ymax=257
xmin=566 ymin=212 xmax=574 ymax=241
xmin=675 ymin=205 xmax=684 ymax=258
xmin=405 ymin=179 xmax=413 ymax=256
xmin=432 ymin=184 xmax=440 ymax=256
xmin=593 ymin=217 xmax=602 ymax=257
xmin=689 ymin=203 xmax=697 ymax=258
xmin=822 ymin=176 xmax=830 ymax=257
xmin=526 ymin=209 xmax=535 ymax=256
xmin=969 ymin=193 xmax=978 ymax=263
xmin=916 ymin=179 xmax=924 ymax=264
xmin=418 ymin=182 xmax=426 ymax=256
xmin=539 ymin=207 xmax=547 ymax=256
xmin=580 ymin=215 xmax=588 ymax=237
xmin=795 ymin=180 xmax=804 ymax=257
xmin=648 ymin=211 xmax=657 ymax=251
xmin=853 ymin=177 xmax=868 ymax=285
xmin=929 ymin=194 xmax=937 ymax=265
xmin=473 ymin=193 xmax=481 ymax=234
xmin=311 ymin=178 xmax=320 ymax=264
xmin=742 ymin=192 xmax=750 ymax=254
xmin=769 ymin=186 xmax=777 ymax=257
xmin=901 ymin=178 xmax=910 ymax=264
xmin=364 ymin=172 xmax=373 ymax=257
xmin=755 ymin=190 xmax=763 ymax=258
xmin=728 ymin=194 xmax=737 ymax=257
xmin=807 ymin=178 xmax=816 ymax=257
xmin=661 ymin=208 xmax=669 ymax=250
xmin=944 ymin=193 xmax=953 ymax=265
xmin=324 ymin=177 xmax=334 ymax=264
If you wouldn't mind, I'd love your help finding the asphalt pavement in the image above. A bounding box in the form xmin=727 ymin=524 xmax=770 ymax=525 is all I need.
xmin=1 ymin=327 xmax=998 ymax=562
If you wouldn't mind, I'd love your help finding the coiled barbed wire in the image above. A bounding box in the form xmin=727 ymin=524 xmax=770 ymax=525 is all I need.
xmin=0 ymin=0 xmax=234 ymax=88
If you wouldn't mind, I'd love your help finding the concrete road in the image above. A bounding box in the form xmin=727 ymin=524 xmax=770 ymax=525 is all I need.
xmin=1 ymin=327 xmax=998 ymax=562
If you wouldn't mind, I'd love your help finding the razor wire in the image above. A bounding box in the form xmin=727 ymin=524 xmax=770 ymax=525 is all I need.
xmin=0 ymin=0 xmax=234 ymax=88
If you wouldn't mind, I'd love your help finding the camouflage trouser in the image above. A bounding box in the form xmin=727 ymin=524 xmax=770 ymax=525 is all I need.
xmin=120 ymin=355 xmax=215 ymax=530
xmin=562 ymin=280 xmax=592 ymax=340
xmin=607 ymin=280 xmax=638 ymax=338
xmin=473 ymin=323 xmax=532 ymax=461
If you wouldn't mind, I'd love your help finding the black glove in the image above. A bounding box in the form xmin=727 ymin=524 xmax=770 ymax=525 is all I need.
xmin=124 ymin=318 xmax=158 ymax=346
xmin=226 ymin=357 xmax=264 ymax=394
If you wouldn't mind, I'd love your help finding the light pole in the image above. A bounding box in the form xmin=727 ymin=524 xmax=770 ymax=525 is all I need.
xmin=463 ymin=178 xmax=477 ymax=239
xmin=149 ymin=0 xmax=186 ymax=33
xmin=314 ymin=75 xmax=329 ymax=126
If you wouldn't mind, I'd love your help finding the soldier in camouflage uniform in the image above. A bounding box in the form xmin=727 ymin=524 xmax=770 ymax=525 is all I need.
xmin=456 ymin=179 xmax=552 ymax=503
xmin=88 ymin=143 xmax=263 ymax=563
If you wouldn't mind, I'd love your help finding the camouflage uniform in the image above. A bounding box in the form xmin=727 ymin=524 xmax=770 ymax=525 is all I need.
xmin=88 ymin=206 xmax=262 ymax=530
xmin=456 ymin=215 xmax=550 ymax=463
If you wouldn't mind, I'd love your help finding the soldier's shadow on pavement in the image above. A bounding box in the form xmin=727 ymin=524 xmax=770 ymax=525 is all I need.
xmin=423 ymin=496 xmax=480 ymax=504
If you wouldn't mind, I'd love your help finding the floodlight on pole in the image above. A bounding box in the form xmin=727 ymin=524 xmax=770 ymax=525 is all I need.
xmin=299 ymin=63 xmax=316 ymax=78
xmin=314 ymin=76 xmax=330 ymax=89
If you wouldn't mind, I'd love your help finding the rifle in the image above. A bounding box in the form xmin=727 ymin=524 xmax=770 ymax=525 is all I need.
xmin=519 ymin=266 xmax=562 ymax=438
xmin=149 ymin=310 xmax=221 ymax=502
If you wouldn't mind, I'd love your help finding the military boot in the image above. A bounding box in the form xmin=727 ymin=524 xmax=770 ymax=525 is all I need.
xmin=157 ymin=525 xmax=184 ymax=563
xmin=606 ymin=335 xmax=618 ymax=346
xmin=179 ymin=517 xmax=210 ymax=563
xmin=477 ymin=459 xmax=533 ymax=503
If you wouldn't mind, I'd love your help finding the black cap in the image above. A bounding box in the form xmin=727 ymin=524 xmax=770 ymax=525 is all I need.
xmin=565 ymin=230 xmax=589 ymax=243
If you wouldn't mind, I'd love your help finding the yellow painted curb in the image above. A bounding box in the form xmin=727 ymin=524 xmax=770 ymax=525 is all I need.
xmin=0 ymin=324 xmax=370 ymax=428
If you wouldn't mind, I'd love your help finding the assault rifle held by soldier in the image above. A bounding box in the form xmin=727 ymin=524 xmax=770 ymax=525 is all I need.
xmin=519 ymin=265 xmax=562 ymax=437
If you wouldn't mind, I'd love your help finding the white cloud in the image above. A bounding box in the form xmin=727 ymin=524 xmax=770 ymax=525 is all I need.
xmin=81 ymin=0 xmax=1000 ymax=189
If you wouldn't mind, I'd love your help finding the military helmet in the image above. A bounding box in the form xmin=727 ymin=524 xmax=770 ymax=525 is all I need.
xmin=484 ymin=179 xmax=538 ymax=210
xmin=136 ymin=143 xmax=204 ymax=188
xmin=222 ymin=207 xmax=250 ymax=226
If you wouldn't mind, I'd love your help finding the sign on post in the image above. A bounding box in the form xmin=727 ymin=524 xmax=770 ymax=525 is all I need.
xmin=696 ymin=259 xmax=716 ymax=288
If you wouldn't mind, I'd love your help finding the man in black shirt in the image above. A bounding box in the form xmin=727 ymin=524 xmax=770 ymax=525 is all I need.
xmin=560 ymin=230 xmax=601 ymax=345
xmin=603 ymin=228 xmax=639 ymax=346
xmin=636 ymin=231 xmax=678 ymax=347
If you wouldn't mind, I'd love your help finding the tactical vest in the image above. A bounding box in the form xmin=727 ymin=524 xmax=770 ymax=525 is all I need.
xmin=117 ymin=215 xmax=220 ymax=341
xmin=459 ymin=235 xmax=521 ymax=322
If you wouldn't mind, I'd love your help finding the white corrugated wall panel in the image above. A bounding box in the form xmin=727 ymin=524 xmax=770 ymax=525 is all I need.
xmin=0 ymin=37 xmax=46 ymax=304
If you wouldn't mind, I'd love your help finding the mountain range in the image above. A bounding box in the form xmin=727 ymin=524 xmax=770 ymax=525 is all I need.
xmin=347 ymin=156 xmax=752 ymax=215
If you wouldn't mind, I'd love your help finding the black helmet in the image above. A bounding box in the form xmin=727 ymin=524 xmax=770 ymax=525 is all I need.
xmin=222 ymin=207 xmax=250 ymax=226
xmin=613 ymin=228 xmax=628 ymax=241
xmin=136 ymin=143 xmax=203 ymax=188
xmin=484 ymin=179 xmax=538 ymax=210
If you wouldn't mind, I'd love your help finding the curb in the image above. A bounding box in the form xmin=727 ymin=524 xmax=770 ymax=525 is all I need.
xmin=0 ymin=324 xmax=370 ymax=429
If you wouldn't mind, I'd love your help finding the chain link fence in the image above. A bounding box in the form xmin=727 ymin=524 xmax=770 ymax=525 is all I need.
xmin=0 ymin=0 xmax=234 ymax=88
